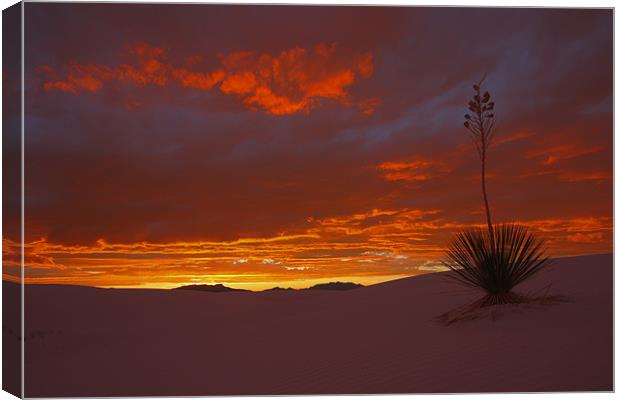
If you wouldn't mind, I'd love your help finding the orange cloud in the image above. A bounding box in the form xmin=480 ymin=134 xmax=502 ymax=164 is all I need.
xmin=526 ymin=142 xmax=603 ymax=165
xmin=558 ymin=171 xmax=610 ymax=182
xmin=567 ymin=232 xmax=604 ymax=243
xmin=493 ymin=131 xmax=536 ymax=146
xmin=42 ymin=43 xmax=172 ymax=93
xmin=524 ymin=216 xmax=610 ymax=233
xmin=243 ymin=86 xmax=308 ymax=115
xmin=43 ymin=63 xmax=113 ymax=93
xmin=521 ymin=168 xmax=611 ymax=183
xmin=173 ymin=69 xmax=225 ymax=90
xmin=40 ymin=42 xmax=375 ymax=116
xmin=220 ymin=71 xmax=257 ymax=95
xmin=376 ymin=159 xmax=451 ymax=182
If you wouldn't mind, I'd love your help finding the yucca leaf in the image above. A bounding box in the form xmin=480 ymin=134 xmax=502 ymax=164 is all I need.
xmin=443 ymin=223 xmax=550 ymax=296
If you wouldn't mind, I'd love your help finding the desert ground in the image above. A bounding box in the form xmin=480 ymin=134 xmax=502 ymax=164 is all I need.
xmin=8 ymin=253 xmax=612 ymax=396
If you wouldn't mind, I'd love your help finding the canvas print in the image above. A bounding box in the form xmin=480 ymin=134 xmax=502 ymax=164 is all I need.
xmin=2 ymin=2 xmax=613 ymax=397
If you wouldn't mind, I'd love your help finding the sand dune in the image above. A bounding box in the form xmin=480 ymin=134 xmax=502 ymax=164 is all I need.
xmin=13 ymin=253 xmax=612 ymax=396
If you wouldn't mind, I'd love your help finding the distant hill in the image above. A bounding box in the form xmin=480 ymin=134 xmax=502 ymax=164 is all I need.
xmin=263 ymin=287 xmax=297 ymax=292
xmin=307 ymin=282 xmax=364 ymax=291
xmin=264 ymin=282 xmax=364 ymax=292
xmin=173 ymin=282 xmax=364 ymax=293
xmin=173 ymin=284 xmax=250 ymax=293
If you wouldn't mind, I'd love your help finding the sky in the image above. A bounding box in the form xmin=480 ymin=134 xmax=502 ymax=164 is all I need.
xmin=3 ymin=4 xmax=613 ymax=290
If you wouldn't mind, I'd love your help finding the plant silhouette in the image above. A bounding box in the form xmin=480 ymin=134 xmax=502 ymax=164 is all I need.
xmin=442 ymin=76 xmax=551 ymax=312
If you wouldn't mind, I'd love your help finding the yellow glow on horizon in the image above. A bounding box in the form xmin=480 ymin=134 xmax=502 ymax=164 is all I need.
xmin=3 ymin=207 xmax=611 ymax=290
xmin=97 ymin=273 xmax=417 ymax=291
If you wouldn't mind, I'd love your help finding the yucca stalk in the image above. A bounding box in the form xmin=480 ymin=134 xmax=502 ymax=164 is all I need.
xmin=464 ymin=75 xmax=496 ymax=235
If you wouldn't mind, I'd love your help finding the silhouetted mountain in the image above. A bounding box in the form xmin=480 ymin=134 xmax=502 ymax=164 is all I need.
xmin=173 ymin=284 xmax=249 ymax=293
xmin=263 ymin=286 xmax=297 ymax=292
xmin=307 ymin=282 xmax=364 ymax=291
xmin=173 ymin=282 xmax=364 ymax=293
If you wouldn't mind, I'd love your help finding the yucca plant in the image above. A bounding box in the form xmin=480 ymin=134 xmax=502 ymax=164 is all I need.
xmin=443 ymin=77 xmax=551 ymax=309
xmin=444 ymin=223 xmax=550 ymax=307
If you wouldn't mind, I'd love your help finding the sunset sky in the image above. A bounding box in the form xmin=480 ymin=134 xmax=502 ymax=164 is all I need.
xmin=3 ymin=5 xmax=612 ymax=290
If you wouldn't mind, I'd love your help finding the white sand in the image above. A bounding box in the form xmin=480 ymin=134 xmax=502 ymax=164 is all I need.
xmin=20 ymin=253 xmax=612 ymax=396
